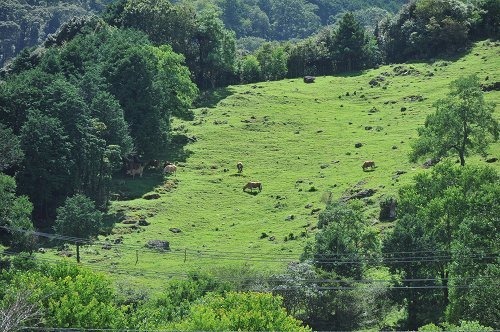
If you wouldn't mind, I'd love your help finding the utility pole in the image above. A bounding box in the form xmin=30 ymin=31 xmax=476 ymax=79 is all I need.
xmin=76 ymin=242 xmax=80 ymax=263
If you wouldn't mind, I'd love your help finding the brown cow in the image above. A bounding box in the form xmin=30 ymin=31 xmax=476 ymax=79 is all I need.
xmin=163 ymin=164 xmax=177 ymax=175
xmin=362 ymin=160 xmax=375 ymax=171
xmin=126 ymin=164 xmax=144 ymax=178
xmin=237 ymin=162 xmax=243 ymax=173
xmin=243 ymin=181 xmax=262 ymax=192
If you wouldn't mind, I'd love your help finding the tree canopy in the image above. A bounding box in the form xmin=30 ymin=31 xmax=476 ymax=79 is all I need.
xmin=384 ymin=162 xmax=499 ymax=329
xmin=0 ymin=23 xmax=197 ymax=225
xmin=411 ymin=74 xmax=498 ymax=166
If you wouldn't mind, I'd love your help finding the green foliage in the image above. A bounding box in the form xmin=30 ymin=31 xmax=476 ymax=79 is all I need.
xmin=330 ymin=12 xmax=376 ymax=72
xmin=303 ymin=201 xmax=381 ymax=279
xmin=196 ymin=10 xmax=237 ymax=88
xmin=239 ymin=55 xmax=262 ymax=83
xmin=255 ymin=42 xmax=289 ymax=81
xmin=411 ymin=75 xmax=498 ymax=166
xmin=108 ymin=0 xmax=236 ymax=88
xmin=283 ymin=11 xmax=381 ymax=77
xmin=0 ymin=174 xmax=34 ymax=251
xmin=0 ymin=23 xmax=197 ymax=223
xmin=54 ymin=194 xmax=103 ymax=240
xmin=218 ymin=0 xmax=271 ymax=38
xmin=471 ymin=0 xmax=500 ymax=40
xmin=384 ymin=162 xmax=500 ymax=329
xmin=270 ymin=0 xmax=321 ymax=40
xmin=419 ymin=320 xmax=494 ymax=331
xmin=447 ymin=187 xmax=499 ymax=327
xmin=0 ymin=0 xmax=112 ymax=68
xmin=179 ymin=0 xmax=407 ymax=41
xmin=18 ymin=111 xmax=73 ymax=222
xmin=170 ymin=291 xmax=311 ymax=331
xmin=376 ymin=0 xmax=492 ymax=62
xmin=271 ymin=263 xmax=393 ymax=331
xmin=0 ymin=263 xmax=128 ymax=329
xmin=132 ymin=272 xmax=231 ymax=329
xmin=0 ymin=124 xmax=23 ymax=172
xmin=286 ymin=34 xmax=332 ymax=77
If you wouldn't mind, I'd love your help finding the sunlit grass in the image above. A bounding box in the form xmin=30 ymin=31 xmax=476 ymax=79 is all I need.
xmin=39 ymin=41 xmax=500 ymax=290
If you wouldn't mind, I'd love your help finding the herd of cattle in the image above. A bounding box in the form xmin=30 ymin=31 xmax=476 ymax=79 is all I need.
xmin=123 ymin=157 xmax=177 ymax=179
xmin=123 ymin=155 xmax=376 ymax=192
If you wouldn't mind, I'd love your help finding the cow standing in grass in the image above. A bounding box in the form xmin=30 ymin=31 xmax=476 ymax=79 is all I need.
xmin=243 ymin=181 xmax=262 ymax=192
xmin=163 ymin=164 xmax=177 ymax=175
xmin=127 ymin=164 xmax=144 ymax=178
xmin=237 ymin=162 xmax=243 ymax=173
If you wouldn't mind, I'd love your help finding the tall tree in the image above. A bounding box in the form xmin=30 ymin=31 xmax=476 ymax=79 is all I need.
xmin=411 ymin=75 xmax=498 ymax=166
xmin=255 ymin=42 xmax=288 ymax=81
xmin=18 ymin=112 xmax=73 ymax=223
xmin=1 ymin=263 xmax=128 ymax=329
xmin=238 ymin=55 xmax=261 ymax=83
xmin=286 ymin=32 xmax=332 ymax=77
xmin=54 ymin=194 xmax=103 ymax=240
xmin=384 ymin=162 xmax=499 ymax=329
xmin=109 ymin=0 xmax=236 ymax=89
xmin=329 ymin=12 xmax=370 ymax=72
xmin=446 ymin=178 xmax=499 ymax=326
xmin=195 ymin=10 xmax=237 ymax=88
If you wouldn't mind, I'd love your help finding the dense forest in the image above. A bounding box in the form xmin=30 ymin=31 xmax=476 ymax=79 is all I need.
xmin=1 ymin=0 xmax=499 ymax=330
xmin=0 ymin=0 xmax=411 ymax=67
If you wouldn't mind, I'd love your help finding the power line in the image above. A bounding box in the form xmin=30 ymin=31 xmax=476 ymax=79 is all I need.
xmin=3 ymin=226 xmax=498 ymax=264
xmin=2 ymin=251 xmax=498 ymax=289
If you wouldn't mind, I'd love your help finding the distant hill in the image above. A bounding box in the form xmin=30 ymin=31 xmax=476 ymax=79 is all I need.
xmin=0 ymin=0 xmax=410 ymax=68
xmin=180 ymin=0 xmax=410 ymax=40
xmin=0 ymin=0 xmax=113 ymax=68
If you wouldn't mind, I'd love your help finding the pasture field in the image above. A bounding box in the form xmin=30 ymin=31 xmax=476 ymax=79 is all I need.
xmin=41 ymin=41 xmax=500 ymax=290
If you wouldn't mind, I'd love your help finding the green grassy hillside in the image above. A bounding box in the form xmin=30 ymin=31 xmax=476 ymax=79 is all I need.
xmin=42 ymin=41 xmax=500 ymax=289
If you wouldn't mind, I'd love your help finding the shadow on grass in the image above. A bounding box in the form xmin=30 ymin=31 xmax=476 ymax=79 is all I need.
xmin=420 ymin=45 xmax=476 ymax=64
xmin=336 ymin=69 xmax=369 ymax=78
xmin=229 ymin=173 xmax=245 ymax=177
xmin=193 ymin=87 xmax=234 ymax=108
xmin=101 ymin=209 xmax=127 ymax=235
xmin=109 ymin=130 xmax=195 ymax=201
xmin=243 ymin=191 xmax=260 ymax=196
xmin=110 ymin=171 xmax=166 ymax=201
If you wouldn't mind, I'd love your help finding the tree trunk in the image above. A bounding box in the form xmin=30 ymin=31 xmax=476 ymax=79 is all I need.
xmin=459 ymin=150 xmax=465 ymax=166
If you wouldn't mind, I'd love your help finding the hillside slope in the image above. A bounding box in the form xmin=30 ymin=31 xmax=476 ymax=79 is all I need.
xmin=43 ymin=41 xmax=499 ymax=288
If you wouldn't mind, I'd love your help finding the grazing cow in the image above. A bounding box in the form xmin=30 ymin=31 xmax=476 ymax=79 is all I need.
xmin=237 ymin=162 xmax=243 ymax=173
xmin=123 ymin=154 xmax=143 ymax=172
xmin=362 ymin=160 xmax=376 ymax=171
xmin=243 ymin=181 xmax=262 ymax=192
xmin=126 ymin=164 xmax=144 ymax=178
xmin=163 ymin=164 xmax=177 ymax=175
